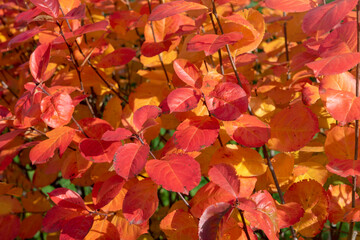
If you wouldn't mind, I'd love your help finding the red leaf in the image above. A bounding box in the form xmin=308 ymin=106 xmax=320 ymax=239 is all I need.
xmin=101 ymin=128 xmax=133 ymax=142
xmin=40 ymin=91 xmax=75 ymax=128
xmin=244 ymin=191 xmax=279 ymax=240
xmin=319 ymin=21 xmax=356 ymax=58
xmin=122 ymin=178 xmax=159 ymax=224
xmin=145 ymin=153 xmax=201 ymax=194
xmin=96 ymin=48 xmax=136 ymax=68
xmin=92 ymin=175 xmax=125 ymax=209
xmin=30 ymin=0 xmax=60 ymax=18
xmin=0 ymin=215 xmax=20 ymax=240
xmin=8 ymin=27 xmax=42 ymax=47
xmin=189 ymin=182 xmax=235 ymax=218
xmin=224 ymin=114 xmax=270 ymax=147
xmin=133 ymin=105 xmax=161 ymax=132
xmin=113 ymin=143 xmax=150 ymax=180
xmin=268 ymin=103 xmax=319 ymax=152
xmin=265 ymin=0 xmax=320 ymax=12
xmin=73 ymin=20 xmax=108 ymax=36
xmin=173 ymin=116 xmax=219 ymax=152
xmin=208 ymin=163 xmax=240 ymax=198
xmin=63 ymin=4 xmax=85 ymax=19
xmin=48 ymin=188 xmax=86 ymax=210
xmin=319 ymin=72 xmax=360 ymax=124
xmin=30 ymin=43 xmax=52 ymax=82
xmin=76 ymin=118 xmax=114 ymax=140
xmin=0 ymin=129 xmax=25 ymax=149
xmin=42 ymin=206 xmax=80 ymax=233
xmin=277 ymin=202 xmax=304 ymax=229
xmin=79 ymin=139 xmax=121 ymax=163
xmin=187 ymin=32 xmax=243 ymax=56
xmin=141 ymin=40 xmax=173 ymax=57
xmin=205 ymin=82 xmax=248 ymax=121
xmin=306 ymin=53 xmax=360 ymax=77
xmin=302 ymin=0 xmax=358 ymax=36
xmin=53 ymin=21 xmax=108 ymax=44
xmin=148 ymin=0 xmax=208 ymax=21
xmin=198 ymin=202 xmax=232 ymax=240
xmin=173 ymin=59 xmax=202 ymax=88
xmin=167 ymin=88 xmax=201 ymax=113
xmin=60 ymin=215 xmax=94 ymax=240
xmin=29 ymin=126 xmax=75 ymax=164
xmin=326 ymin=159 xmax=360 ymax=177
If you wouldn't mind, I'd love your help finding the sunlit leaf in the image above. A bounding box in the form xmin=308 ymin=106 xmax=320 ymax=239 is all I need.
xmin=146 ymin=153 xmax=201 ymax=194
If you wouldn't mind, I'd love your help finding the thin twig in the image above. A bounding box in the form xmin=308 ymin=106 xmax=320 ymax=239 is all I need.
xmin=209 ymin=14 xmax=224 ymax=74
xmin=282 ymin=12 xmax=290 ymax=80
xmin=146 ymin=0 xmax=172 ymax=89
xmin=211 ymin=1 xmax=297 ymax=238
xmin=58 ymin=7 xmax=129 ymax=103
xmin=56 ymin=20 xmax=96 ymax=117
xmin=239 ymin=210 xmax=251 ymax=240
xmin=349 ymin=2 xmax=360 ymax=240
xmin=210 ymin=2 xmax=243 ymax=88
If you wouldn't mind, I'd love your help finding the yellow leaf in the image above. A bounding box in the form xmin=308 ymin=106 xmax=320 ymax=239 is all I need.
xmin=210 ymin=145 xmax=267 ymax=177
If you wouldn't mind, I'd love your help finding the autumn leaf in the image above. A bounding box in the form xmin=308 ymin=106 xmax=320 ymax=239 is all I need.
xmin=97 ymin=48 xmax=136 ymax=68
xmin=29 ymin=43 xmax=52 ymax=82
xmin=167 ymin=87 xmax=201 ymax=113
xmin=265 ymin=0 xmax=320 ymax=12
xmin=268 ymin=103 xmax=319 ymax=152
xmin=146 ymin=153 xmax=201 ymax=194
xmin=198 ymin=202 xmax=232 ymax=240
xmin=173 ymin=59 xmax=202 ymax=88
xmin=284 ymin=180 xmax=329 ymax=237
xmin=30 ymin=0 xmax=60 ymax=18
xmin=208 ymin=163 xmax=240 ymax=198
xmin=223 ymin=114 xmax=270 ymax=147
xmin=29 ymin=126 xmax=76 ymax=164
xmin=160 ymin=209 xmax=198 ymax=239
xmin=187 ymin=32 xmax=243 ymax=56
xmin=48 ymin=188 xmax=87 ymax=210
xmin=122 ymin=179 xmax=159 ymax=224
xmin=40 ymin=91 xmax=75 ymax=128
xmin=302 ymin=0 xmax=358 ymax=36
xmin=113 ymin=143 xmax=150 ymax=180
xmin=173 ymin=116 xmax=220 ymax=152
xmin=205 ymin=82 xmax=248 ymax=121
xmin=148 ymin=0 xmax=208 ymax=21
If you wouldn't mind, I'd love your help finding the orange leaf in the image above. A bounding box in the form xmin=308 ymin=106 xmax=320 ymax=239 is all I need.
xmin=160 ymin=209 xmax=198 ymax=239
xmin=29 ymin=126 xmax=76 ymax=164
xmin=284 ymin=180 xmax=329 ymax=237
xmin=268 ymin=103 xmax=319 ymax=152
xmin=148 ymin=0 xmax=208 ymax=21
xmin=210 ymin=145 xmax=267 ymax=177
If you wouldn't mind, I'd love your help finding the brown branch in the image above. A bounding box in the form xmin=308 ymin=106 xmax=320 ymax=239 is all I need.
xmin=209 ymin=14 xmax=224 ymax=74
xmin=146 ymin=0 xmax=172 ymax=89
xmin=58 ymin=7 xmax=129 ymax=104
xmin=283 ymin=12 xmax=290 ymax=81
xmin=239 ymin=210 xmax=251 ymax=240
xmin=349 ymin=2 xmax=360 ymax=240
xmin=211 ymin=1 xmax=297 ymax=238
xmin=56 ymin=20 xmax=96 ymax=117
